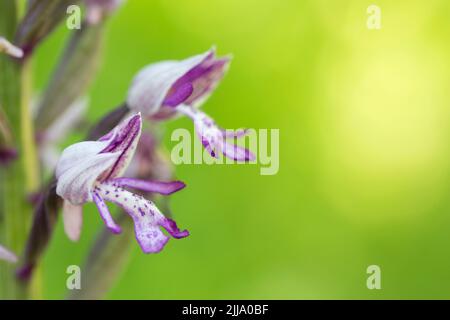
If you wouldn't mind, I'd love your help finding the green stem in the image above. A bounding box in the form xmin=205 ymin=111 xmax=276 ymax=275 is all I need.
xmin=0 ymin=0 xmax=40 ymax=299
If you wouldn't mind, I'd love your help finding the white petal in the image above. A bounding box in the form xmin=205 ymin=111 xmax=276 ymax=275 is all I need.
xmin=127 ymin=49 xmax=213 ymax=117
xmin=63 ymin=200 xmax=83 ymax=241
xmin=56 ymin=152 xmax=120 ymax=204
xmin=56 ymin=140 xmax=111 ymax=178
xmin=0 ymin=245 xmax=18 ymax=263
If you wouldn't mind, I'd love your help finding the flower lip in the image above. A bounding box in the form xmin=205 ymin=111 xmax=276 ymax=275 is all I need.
xmin=94 ymin=180 xmax=189 ymax=253
xmin=56 ymin=113 xmax=189 ymax=253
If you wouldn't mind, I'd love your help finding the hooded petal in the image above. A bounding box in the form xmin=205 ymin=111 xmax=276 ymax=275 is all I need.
xmin=162 ymin=83 xmax=193 ymax=107
xmin=0 ymin=245 xmax=18 ymax=263
xmin=100 ymin=113 xmax=142 ymax=179
xmin=62 ymin=200 xmax=83 ymax=241
xmin=174 ymin=55 xmax=230 ymax=108
xmin=55 ymin=113 xmax=142 ymax=204
xmin=56 ymin=140 xmax=112 ymax=179
xmin=127 ymin=48 xmax=229 ymax=118
xmin=56 ymin=152 xmax=120 ymax=204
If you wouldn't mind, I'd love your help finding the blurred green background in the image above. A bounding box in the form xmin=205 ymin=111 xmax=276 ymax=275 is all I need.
xmin=33 ymin=0 xmax=450 ymax=299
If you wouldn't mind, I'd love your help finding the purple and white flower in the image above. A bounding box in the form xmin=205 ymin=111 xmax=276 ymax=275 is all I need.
xmin=55 ymin=113 xmax=189 ymax=253
xmin=0 ymin=245 xmax=17 ymax=263
xmin=127 ymin=48 xmax=255 ymax=162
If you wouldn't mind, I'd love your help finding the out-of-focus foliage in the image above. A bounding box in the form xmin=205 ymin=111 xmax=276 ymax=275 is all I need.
xmin=34 ymin=0 xmax=450 ymax=299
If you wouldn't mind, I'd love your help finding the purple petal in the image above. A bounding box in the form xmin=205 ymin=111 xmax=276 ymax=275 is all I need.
xmin=100 ymin=113 xmax=142 ymax=179
xmin=112 ymin=178 xmax=186 ymax=195
xmin=161 ymin=218 xmax=190 ymax=239
xmin=183 ymin=58 xmax=230 ymax=106
xmin=222 ymin=142 xmax=256 ymax=162
xmin=92 ymin=191 xmax=122 ymax=234
xmin=133 ymin=219 xmax=170 ymax=254
xmin=163 ymin=82 xmax=194 ymax=107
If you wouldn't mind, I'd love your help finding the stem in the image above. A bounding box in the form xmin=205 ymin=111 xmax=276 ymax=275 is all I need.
xmin=21 ymin=60 xmax=39 ymax=191
xmin=0 ymin=0 xmax=40 ymax=299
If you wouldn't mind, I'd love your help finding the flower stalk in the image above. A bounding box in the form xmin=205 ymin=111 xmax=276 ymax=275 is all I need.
xmin=0 ymin=0 xmax=39 ymax=299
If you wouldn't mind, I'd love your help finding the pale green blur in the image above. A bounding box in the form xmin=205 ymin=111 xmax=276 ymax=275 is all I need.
xmin=34 ymin=0 xmax=450 ymax=299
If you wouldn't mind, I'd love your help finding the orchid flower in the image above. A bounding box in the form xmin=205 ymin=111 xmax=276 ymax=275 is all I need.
xmin=0 ymin=245 xmax=17 ymax=263
xmin=55 ymin=113 xmax=189 ymax=253
xmin=127 ymin=48 xmax=255 ymax=162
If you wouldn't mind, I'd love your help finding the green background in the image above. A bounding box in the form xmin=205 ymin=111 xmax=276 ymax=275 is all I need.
xmin=34 ymin=0 xmax=450 ymax=299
